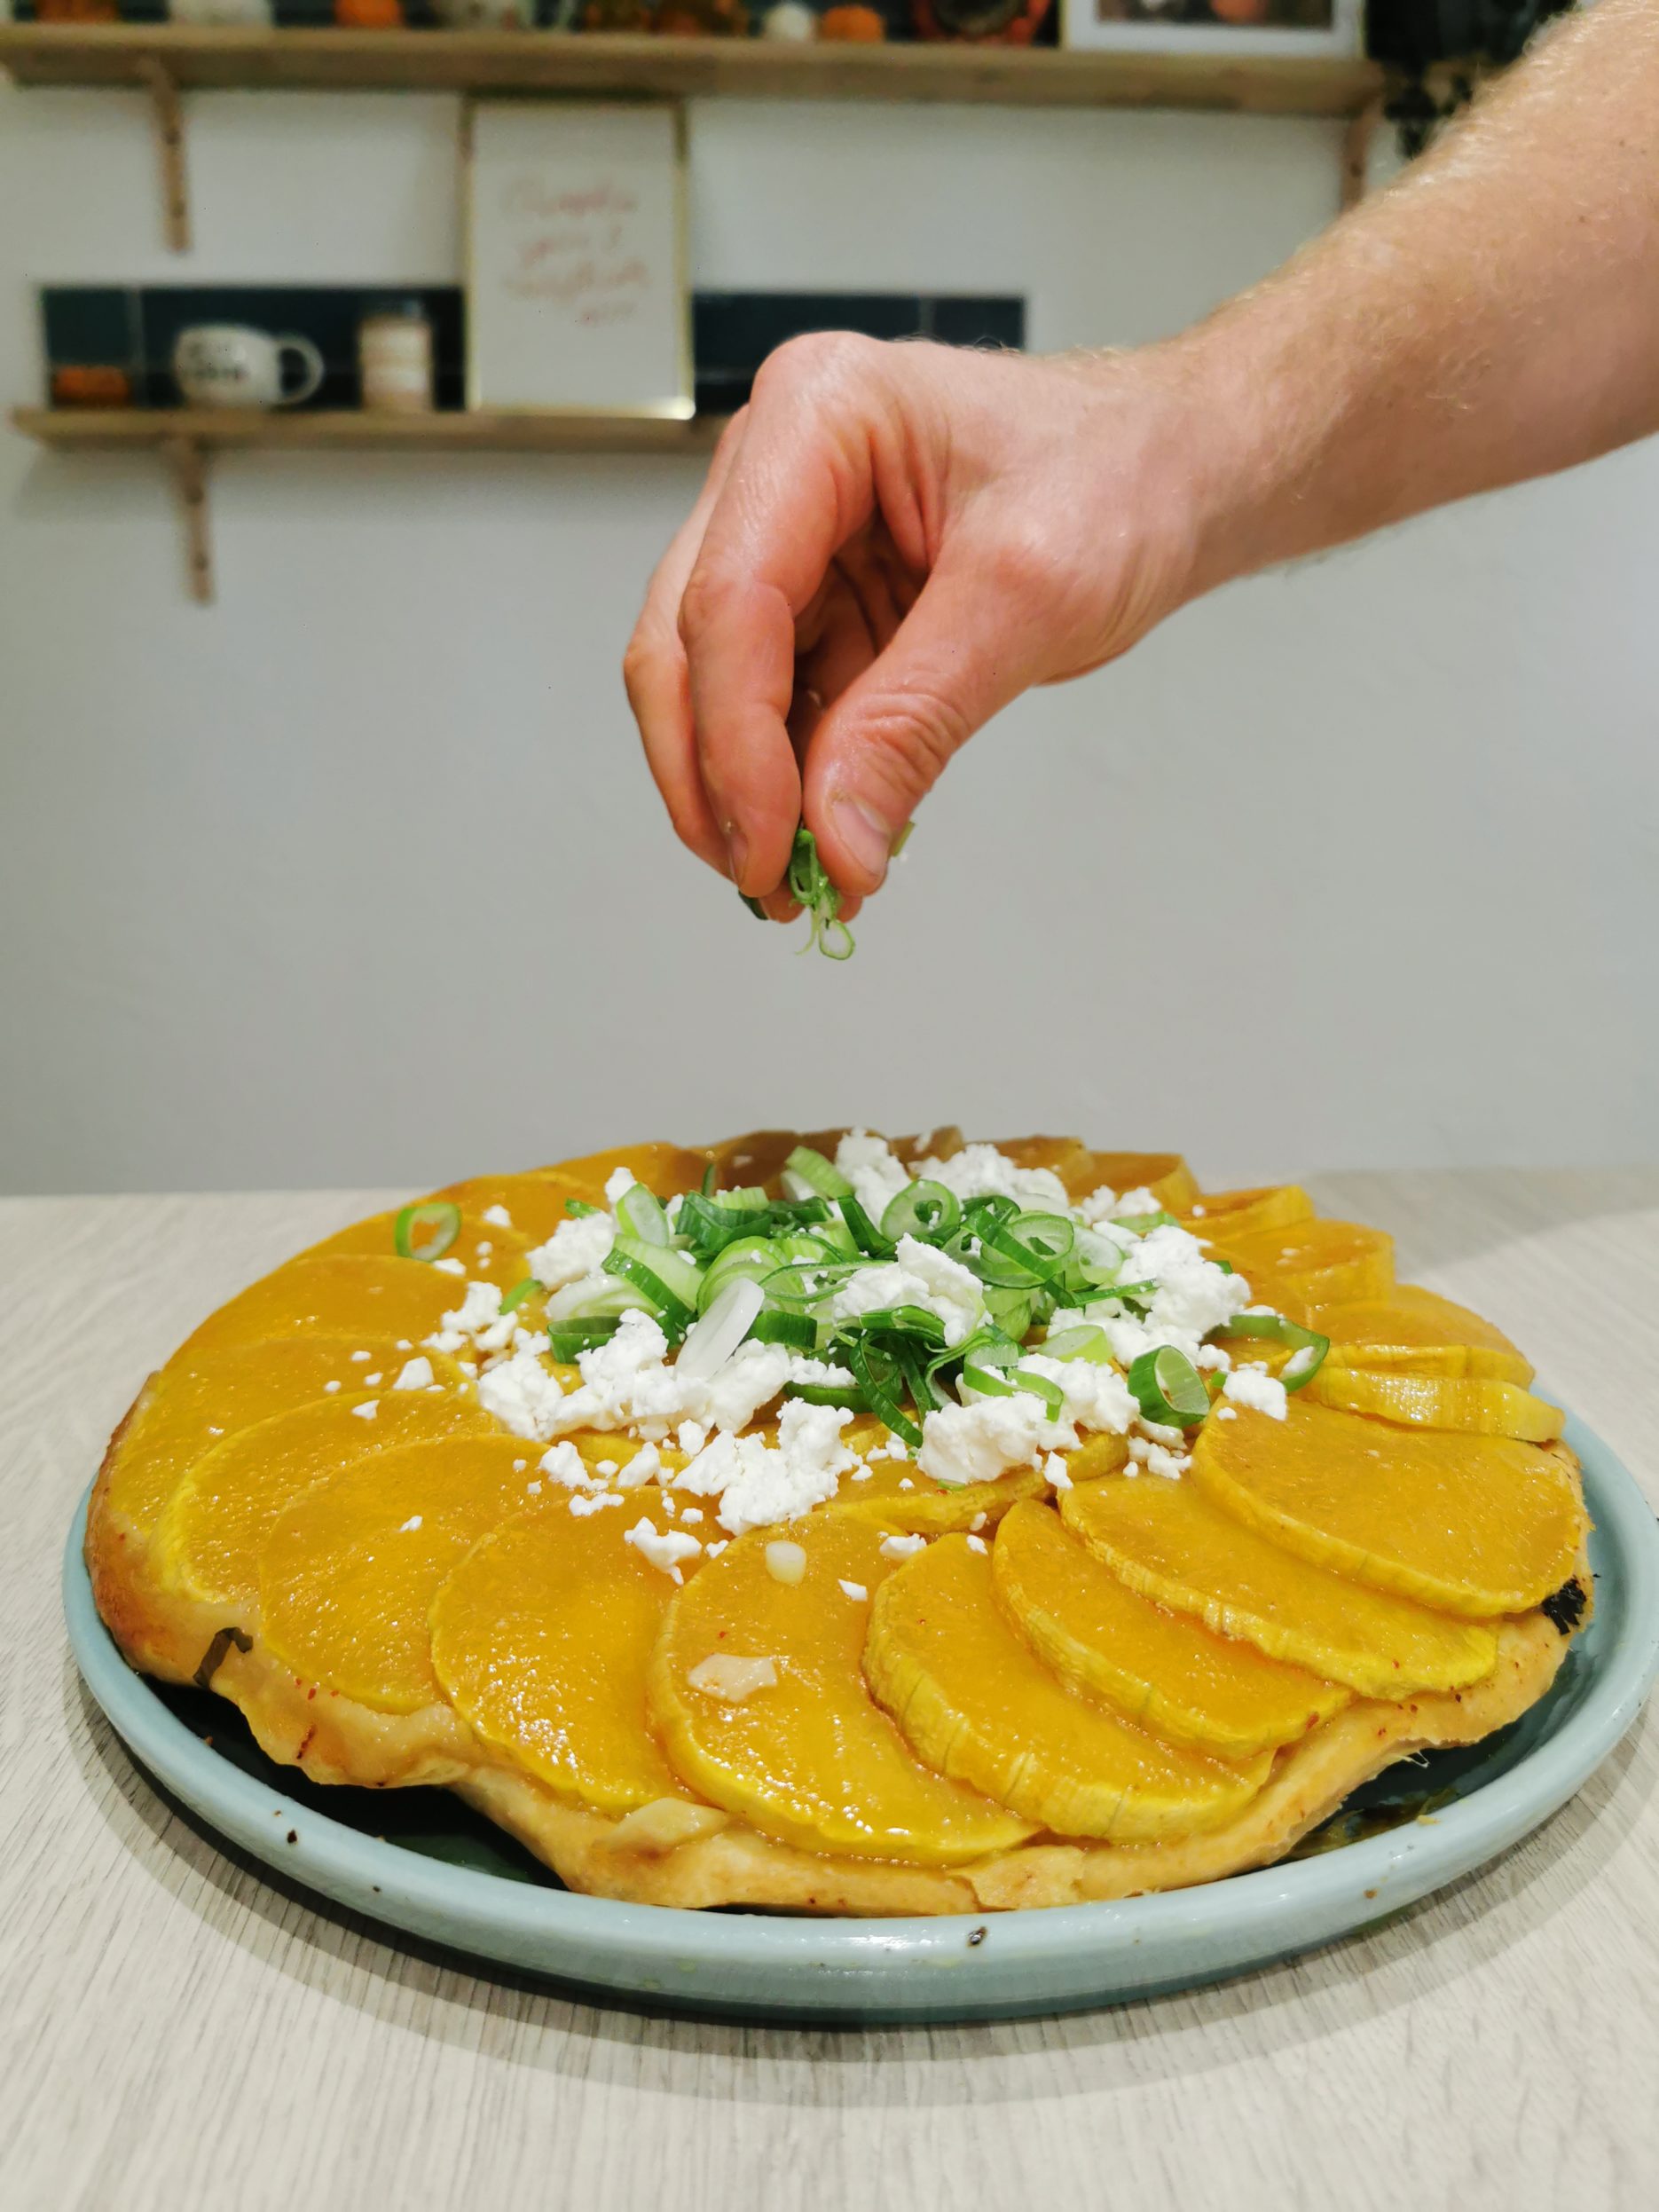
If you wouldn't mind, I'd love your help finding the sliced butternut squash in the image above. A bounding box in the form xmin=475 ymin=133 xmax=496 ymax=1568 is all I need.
xmin=431 ymin=1493 xmax=692 ymax=1814
xmin=303 ymin=1208 xmax=531 ymax=1288
xmin=1062 ymin=1476 xmax=1498 ymax=1696
xmin=1178 ymin=1185 xmax=1314 ymax=1244
xmin=1191 ymin=1396 xmax=1582 ymax=1614
xmin=1301 ymin=1365 xmax=1564 ymax=1443
xmin=534 ymin=1141 xmax=713 ymax=1201
xmin=649 ymin=1512 xmax=1034 ymax=1864
xmin=155 ymin=1380 xmax=487 ymax=1612
xmin=177 ymin=1256 xmax=466 ymax=1361
xmin=1216 ymin=1218 xmax=1395 ymax=1308
xmin=1071 ymin=1151 xmax=1199 ymax=1211
xmin=992 ymin=1500 xmax=1347 ymax=1758
xmin=1312 ymin=1285 xmax=1534 ymax=1387
xmin=259 ymin=1435 xmax=542 ymax=1711
xmin=429 ymin=1171 xmax=595 ymax=1247
xmin=865 ymin=1534 xmax=1270 ymax=1838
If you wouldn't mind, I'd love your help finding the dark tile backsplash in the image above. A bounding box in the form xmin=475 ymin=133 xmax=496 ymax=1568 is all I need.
xmin=39 ymin=284 xmax=1026 ymax=416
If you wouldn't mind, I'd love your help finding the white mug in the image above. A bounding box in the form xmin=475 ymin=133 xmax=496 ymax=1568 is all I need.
xmin=173 ymin=325 xmax=325 ymax=411
xmin=167 ymin=0 xmax=274 ymax=24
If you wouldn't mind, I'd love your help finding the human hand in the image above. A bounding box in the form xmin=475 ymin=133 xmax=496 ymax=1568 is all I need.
xmin=623 ymin=334 xmax=1214 ymax=918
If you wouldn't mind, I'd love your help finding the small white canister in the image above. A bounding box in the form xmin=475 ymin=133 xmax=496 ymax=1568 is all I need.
xmin=358 ymin=296 xmax=434 ymax=414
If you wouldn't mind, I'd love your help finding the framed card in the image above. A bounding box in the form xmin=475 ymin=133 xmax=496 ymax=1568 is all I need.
xmin=463 ymin=100 xmax=693 ymax=420
xmin=1063 ymin=1 xmax=1364 ymax=59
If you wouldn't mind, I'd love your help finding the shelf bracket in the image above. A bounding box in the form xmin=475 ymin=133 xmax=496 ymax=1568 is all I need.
xmin=138 ymin=59 xmax=192 ymax=254
xmin=161 ymin=436 xmax=214 ymax=604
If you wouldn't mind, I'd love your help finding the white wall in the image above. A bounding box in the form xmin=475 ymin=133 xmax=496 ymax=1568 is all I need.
xmin=2 ymin=84 xmax=1655 ymax=1195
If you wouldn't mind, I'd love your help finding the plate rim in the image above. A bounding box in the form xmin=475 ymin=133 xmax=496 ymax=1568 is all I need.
xmin=64 ymin=1405 xmax=1659 ymax=2012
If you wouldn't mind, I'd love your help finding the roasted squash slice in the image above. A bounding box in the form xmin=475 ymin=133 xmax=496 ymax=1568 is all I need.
xmin=1178 ymin=1185 xmax=1315 ymax=1244
xmin=431 ymin=1493 xmax=692 ymax=1813
xmin=1312 ymin=1285 xmax=1534 ymax=1387
xmin=155 ymin=1381 xmax=486 ymax=1612
xmin=526 ymin=1142 xmax=715 ymax=1202
xmin=992 ymin=1500 xmax=1348 ymax=1758
xmin=177 ymin=1256 xmax=467 ymax=1361
xmin=259 ymin=1434 xmax=542 ymax=1711
xmin=1062 ymin=1476 xmax=1498 ymax=1696
xmin=1070 ymin=1151 xmax=1199 ymax=1212
xmin=1301 ymin=1365 xmax=1564 ymax=1442
xmin=865 ymin=1533 xmax=1270 ymax=1838
xmin=303 ymin=1208 xmax=531 ymax=1288
xmin=1215 ymin=1218 xmax=1395 ymax=1308
xmin=1190 ymin=1397 xmax=1583 ymax=1614
xmin=649 ymin=1512 xmax=1034 ymax=1864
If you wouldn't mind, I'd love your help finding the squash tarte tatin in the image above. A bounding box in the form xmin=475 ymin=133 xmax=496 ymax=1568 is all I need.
xmin=88 ymin=1132 xmax=1589 ymax=1915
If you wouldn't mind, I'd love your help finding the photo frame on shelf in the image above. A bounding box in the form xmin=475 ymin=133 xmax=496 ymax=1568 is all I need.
xmin=462 ymin=98 xmax=692 ymax=421
xmin=1062 ymin=1 xmax=1364 ymax=59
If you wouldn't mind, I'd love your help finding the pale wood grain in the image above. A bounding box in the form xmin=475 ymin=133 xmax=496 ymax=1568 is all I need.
xmin=3 ymin=1174 xmax=1655 ymax=2212
xmin=0 ymin=27 xmax=1383 ymax=116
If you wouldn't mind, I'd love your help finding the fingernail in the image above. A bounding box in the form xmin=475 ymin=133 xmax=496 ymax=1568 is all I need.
xmin=724 ymin=822 xmax=749 ymax=888
xmin=830 ymin=794 xmax=894 ymax=886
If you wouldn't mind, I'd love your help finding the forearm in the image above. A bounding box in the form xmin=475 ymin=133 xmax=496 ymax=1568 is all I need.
xmin=1170 ymin=0 xmax=1659 ymax=594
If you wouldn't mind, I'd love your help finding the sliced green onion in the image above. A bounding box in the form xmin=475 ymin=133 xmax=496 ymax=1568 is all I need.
xmin=960 ymin=1363 xmax=1066 ymax=1421
xmin=675 ymin=1276 xmax=766 ymax=1382
xmin=1041 ymin=1324 xmax=1113 ymax=1364
xmin=393 ymin=1200 xmax=462 ymax=1263
xmin=1222 ymin=1311 xmax=1331 ymax=1389
xmin=762 ymin=1258 xmax=859 ymax=1311
xmin=1128 ymin=1346 xmax=1209 ymax=1427
xmin=749 ymin=1309 xmax=817 ymax=1350
xmin=499 ymin=1277 xmax=540 ymax=1314
xmin=782 ymin=1145 xmax=853 ymax=1200
xmin=564 ymin=1198 xmax=603 ymax=1219
xmin=785 ymin=1378 xmax=867 ymax=1409
xmin=983 ymin=1286 xmax=1034 ymax=1342
xmin=880 ymin=1178 xmax=963 ymax=1245
xmin=892 ymin=1335 xmax=940 ymax=1417
xmin=1112 ymin=1210 xmax=1181 ymax=1235
xmin=846 ymin=1335 xmax=922 ymax=1448
xmin=697 ymin=1235 xmax=784 ymax=1311
xmin=604 ymin=1237 xmax=700 ymax=1334
xmin=1096 ymin=1279 xmax=1156 ymax=1311
xmin=616 ymin=1182 xmax=671 ymax=1247
xmin=837 ymin=1193 xmax=894 ymax=1259
xmin=785 ymin=827 xmax=855 ymax=962
xmin=701 ymin=1162 xmax=718 ymax=1196
xmin=830 ymin=1304 xmax=949 ymax=1348
xmin=547 ymin=1318 xmax=621 ymax=1361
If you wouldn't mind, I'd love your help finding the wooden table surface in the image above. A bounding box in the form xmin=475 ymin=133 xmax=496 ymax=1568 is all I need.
xmin=4 ymin=1171 xmax=1656 ymax=2212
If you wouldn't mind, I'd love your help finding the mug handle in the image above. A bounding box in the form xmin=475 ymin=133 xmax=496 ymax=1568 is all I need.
xmin=273 ymin=335 xmax=325 ymax=408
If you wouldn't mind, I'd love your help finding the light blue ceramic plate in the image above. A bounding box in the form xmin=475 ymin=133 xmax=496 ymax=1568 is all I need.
xmin=65 ymin=1407 xmax=1659 ymax=2024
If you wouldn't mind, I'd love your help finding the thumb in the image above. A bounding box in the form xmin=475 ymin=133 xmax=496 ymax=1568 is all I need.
xmin=801 ymin=557 xmax=1034 ymax=896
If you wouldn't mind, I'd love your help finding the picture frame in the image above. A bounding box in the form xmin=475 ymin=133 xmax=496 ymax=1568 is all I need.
xmin=462 ymin=99 xmax=693 ymax=421
xmin=1062 ymin=0 xmax=1364 ymax=59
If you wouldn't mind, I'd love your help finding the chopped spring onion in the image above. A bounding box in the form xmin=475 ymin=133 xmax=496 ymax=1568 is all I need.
xmin=846 ymin=1335 xmax=923 ymax=1448
xmin=880 ymin=1179 xmax=963 ymax=1245
xmin=499 ymin=1277 xmax=540 ymax=1314
xmin=674 ymin=1276 xmax=767 ymax=1384
xmin=547 ymin=1318 xmax=621 ymax=1362
xmin=983 ymin=1286 xmax=1036 ymax=1342
xmin=604 ymin=1237 xmax=702 ymax=1334
xmin=960 ymin=1362 xmax=1067 ymax=1421
xmin=1040 ymin=1324 xmax=1114 ymax=1364
xmin=837 ymin=1193 xmax=894 ymax=1259
xmin=782 ymin=1145 xmax=854 ymax=1200
xmin=1112 ymin=1210 xmax=1181 ymax=1235
xmin=696 ymin=1235 xmax=781 ymax=1311
xmin=787 ymin=826 xmax=854 ymax=961
xmin=749 ymin=1309 xmax=818 ymax=1350
xmin=830 ymin=1303 xmax=949 ymax=1348
xmin=616 ymin=1183 xmax=671 ymax=1247
xmin=700 ymin=1162 xmax=718 ymax=1196
xmin=785 ymin=1377 xmax=867 ymax=1409
xmin=393 ymin=1200 xmax=461 ymax=1263
xmin=762 ymin=1257 xmax=861 ymax=1311
xmin=1222 ymin=1311 xmax=1331 ymax=1389
xmin=1128 ymin=1346 xmax=1209 ymax=1428
xmin=564 ymin=1198 xmax=603 ymax=1219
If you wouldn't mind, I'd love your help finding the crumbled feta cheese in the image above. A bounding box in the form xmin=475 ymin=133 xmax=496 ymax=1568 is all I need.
xmin=837 ymin=1579 xmax=869 ymax=1602
xmin=362 ymin=1372 xmax=382 ymax=1388
xmin=1015 ymin=1352 xmax=1136 ymax=1435
xmin=596 ymin=1459 xmax=618 ymax=1476
xmin=879 ymin=1531 xmax=927 ymax=1562
xmin=1196 ymin=1343 xmax=1231 ymax=1372
xmin=680 ymin=1507 xmax=703 ymax=1524
xmin=527 ymin=1208 xmax=616 ymax=1291
xmin=617 ymin=1442 xmax=662 ymax=1488
xmin=438 ymin=1279 xmax=506 ymax=1342
xmin=1044 ymin=1452 xmax=1073 ymax=1492
xmin=624 ymin=1518 xmax=703 ymax=1583
xmin=692 ymin=1339 xmax=792 ymax=1434
xmin=350 ymin=1399 xmax=378 ymax=1421
xmin=965 ymin=1534 xmax=987 ymax=1555
xmin=477 ymin=1343 xmax=570 ymax=1439
xmin=481 ymin=1202 xmax=513 ymax=1229
xmin=1117 ymin=1186 xmax=1160 ymax=1216
xmin=917 ymin=1394 xmax=1074 ymax=1487
xmin=392 ymin=1356 xmax=435 ymax=1391
xmin=1215 ymin=1405 xmax=1238 ymax=1421
xmin=786 ymin=1356 xmax=858 ymax=1393
xmin=678 ymin=1419 xmax=707 ymax=1457
xmin=1282 ymin=1344 xmax=1318 ymax=1382
xmin=912 ymin=1142 xmax=1069 ymax=1210
xmin=677 ymin=1401 xmax=857 ymax=1537
xmin=570 ymin=1491 xmax=625 ymax=1516
xmin=834 ymin=1130 xmax=912 ymax=1221
xmin=539 ymin=1440 xmax=601 ymax=1491
xmin=1076 ymin=1185 xmax=1120 ymax=1224
xmin=433 ymin=1256 xmax=467 ymax=1276
xmin=324 ymin=1380 xmax=342 ymax=1395
xmin=425 ymin=1328 xmax=466 ymax=1356
xmin=350 ymin=1349 xmax=372 ymax=1363
xmin=1223 ymin=1364 xmax=1289 ymax=1420
xmin=398 ymin=1515 xmax=422 ymax=1532
xmin=765 ymin=1539 xmax=807 ymax=1586
xmin=687 ymin=1653 xmax=778 ymax=1703
xmin=830 ymin=1233 xmax=985 ymax=1348
xmin=605 ymin=1167 xmax=638 ymax=1204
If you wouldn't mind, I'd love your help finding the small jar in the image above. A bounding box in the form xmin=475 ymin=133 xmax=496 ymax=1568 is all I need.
xmin=358 ymin=296 xmax=434 ymax=415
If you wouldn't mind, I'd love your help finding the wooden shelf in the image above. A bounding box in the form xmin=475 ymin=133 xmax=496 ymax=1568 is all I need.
xmin=12 ymin=405 xmax=724 ymax=456
xmin=0 ymin=26 xmax=1382 ymax=116
xmin=12 ymin=406 xmax=727 ymax=603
